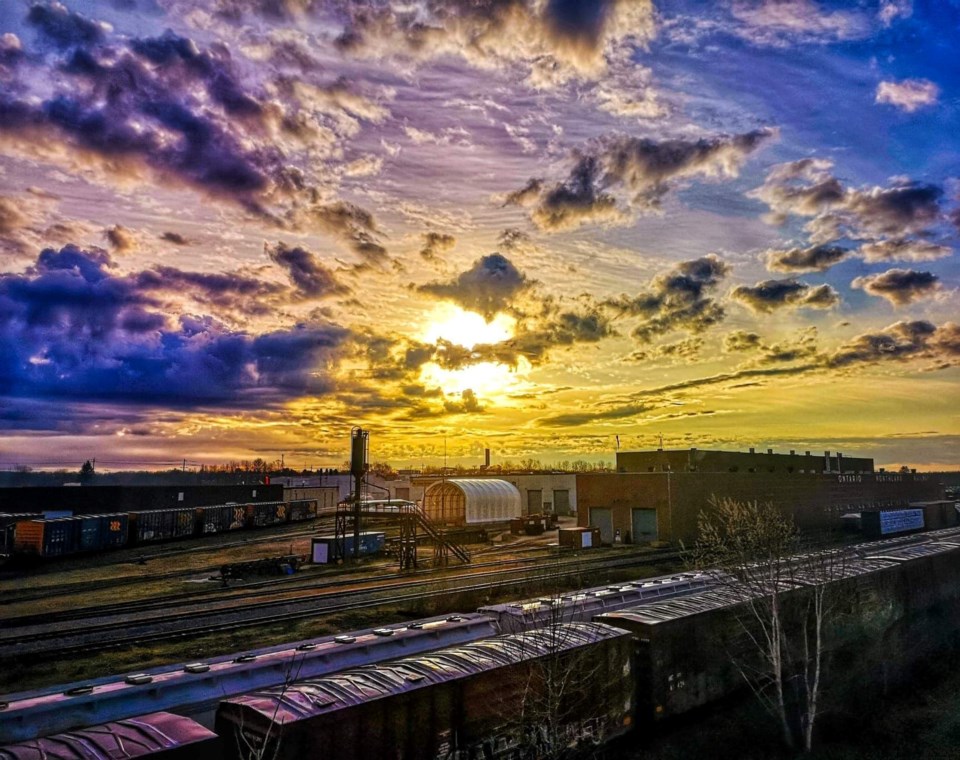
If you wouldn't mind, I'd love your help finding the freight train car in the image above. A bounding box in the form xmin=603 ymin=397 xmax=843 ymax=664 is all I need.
xmin=1 ymin=514 xmax=38 ymax=555
xmin=285 ymin=499 xmax=318 ymax=523
xmin=479 ymin=572 xmax=711 ymax=634
xmin=13 ymin=514 xmax=129 ymax=557
xmin=596 ymin=537 xmax=960 ymax=723
xmin=0 ymin=712 xmax=219 ymax=760
xmin=216 ymin=623 xmax=633 ymax=760
xmin=243 ymin=501 xmax=287 ymax=528
xmin=196 ymin=504 xmax=247 ymax=535
xmin=128 ymin=508 xmax=197 ymax=545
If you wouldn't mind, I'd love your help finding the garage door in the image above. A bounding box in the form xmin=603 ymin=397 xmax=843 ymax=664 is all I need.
xmin=553 ymin=490 xmax=571 ymax=515
xmin=590 ymin=508 xmax=613 ymax=544
xmin=632 ymin=508 xmax=658 ymax=543
xmin=527 ymin=489 xmax=543 ymax=513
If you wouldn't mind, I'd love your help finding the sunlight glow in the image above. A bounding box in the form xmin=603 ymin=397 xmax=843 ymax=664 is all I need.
xmin=420 ymin=304 xmax=515 ymax=349
xmin=420 ymin=357 xmax=532 ymax=399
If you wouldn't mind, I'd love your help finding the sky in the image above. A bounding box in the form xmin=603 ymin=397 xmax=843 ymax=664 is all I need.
xmin=0 ymin=0 xmax=957 ymax=472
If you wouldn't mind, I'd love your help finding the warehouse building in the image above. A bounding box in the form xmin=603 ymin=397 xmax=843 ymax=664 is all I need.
xmin=422 ymin=478 xmax=522 ymax=525
xmin=579 ymin=448 xmax=949 ymax=545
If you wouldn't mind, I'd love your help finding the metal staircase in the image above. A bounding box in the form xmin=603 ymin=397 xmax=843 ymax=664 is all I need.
xmin=334 ymin=499 xmax=470 ymax=571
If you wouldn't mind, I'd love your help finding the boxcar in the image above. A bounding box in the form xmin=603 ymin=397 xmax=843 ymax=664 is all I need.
xmin=13 ymin=517 xmax=79 ymax=557
xmin=244 ymin=501 xmax=286 ymax=528
xmin=216 ymin=623 xmax=634 ymax=760
xmin=197 ymin=504 xmax=246 ymax=535
xmin=285 ymin=499 xmax=318 ymax=523
xmin=129 ymin=508 xmax=197 ymax=545
xmin=0 ymin=712 xmax=219 ymax=760
xmin=0 ymin=514 xmax=34 ymax=555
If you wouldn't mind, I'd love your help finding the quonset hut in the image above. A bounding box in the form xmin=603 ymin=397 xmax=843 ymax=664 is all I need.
xmin=422 ymin=479 xmax=521 ymax=526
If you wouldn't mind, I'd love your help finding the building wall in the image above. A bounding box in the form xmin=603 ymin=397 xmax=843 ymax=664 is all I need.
xmin=576 ymin=471 xmax=945 ymax=545
xmin=282 ymin=486 xmax=340 ymax=510
xmin=616 ymin=449 xmax=874 ymax=475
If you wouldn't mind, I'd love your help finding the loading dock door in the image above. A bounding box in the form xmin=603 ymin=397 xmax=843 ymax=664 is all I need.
xmin=553 ymin=490 xmax=571 ymax=515
xmin=632 ymin=508 xmax=658 ymax=543
xmin=590 ymin=508 xmax=613 ymax=545
xmin=527 ymin=490 xmax=543 ymax=514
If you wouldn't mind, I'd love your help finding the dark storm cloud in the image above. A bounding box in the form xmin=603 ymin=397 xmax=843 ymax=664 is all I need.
xmin=266 ymin=241 xmax=349 ymax=298
xmin=511 ymin=129 xmax=776 ymax=231
xmin=765 ymin=243 xmax=849 ymax=273
xmin=605 ymin=254 xmax=731 ymax=342
xmin=419 ymin=231 xmax=456 ymax=261
xmin=537 ymin=403 xmax=650 ymax=428
xmin=0 ymin=22 xmax=385 ymax=249
xmin=27 ymin=3 xmax=106 ymax=50
xmin=443 ymin=388 xmax=484 ymax=415
xmin=730 ymin=278 xmax=840 ymax=313
xmin=0 ymin=246 xmax=349 ymax=409
xmin=418 ymin=253 xmax=531 ymax=318
xmin=851 ymin=268 xmax=941 ymax=306
xmin=160 ymin=231 xmax=189 ymax=246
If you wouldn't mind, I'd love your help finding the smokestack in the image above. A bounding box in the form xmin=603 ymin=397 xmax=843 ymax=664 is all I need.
xmin=824 ymin=450 xmax=831 ymax=473
xmin=484 ymin=448 xmax=490 ymax=468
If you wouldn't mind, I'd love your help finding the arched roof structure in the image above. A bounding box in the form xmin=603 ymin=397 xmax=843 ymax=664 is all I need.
xmin=422 ymin=479 xmax=521 ymax=525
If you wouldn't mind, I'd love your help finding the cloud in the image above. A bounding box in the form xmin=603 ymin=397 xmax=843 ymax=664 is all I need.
xmin=627 ymin=336 xmax=703 ymax=363
xmin=724 ymin=329 xmax=763 ymax=352
xmin=27 ymin=3 xmax=109 ymax=50
xmin=731 ymin=278 xmax=840 ymax=313
xmin=331 ymin=0 xmax=656 ymax=87
xmin=443 ymin=388 xmax=483 ymax=415
xmin=826 ymin=320 xmax=959 ymax=368
xmin=418 ymin=253 xmax=531 ymax=319
xmin=605 ymin=254 xmax=731 ymax=342
xmin=875 ymin=79 xmax=940 ymax=112
xmin=764 ymin=243 xmax=849 ymax=273
xmin=498 ymin=227 xmax=535 ymax=254
xmin=303 ymin=201 xmax=388 ymax=265
xmin=0 ymin=197 xmax=28 ymax=235
xmin=851 ymin=268 xmax=941 ymax=306
xmin=133 ymin=266 xmax=287 ymax=315
xmin=419 ymin=232 xmax=456 ymax=261
xmin=0 ymin=245 xmax=349 ymax=409
xmin=160 ymin=231 xmax=190 ymax=246
xmin=266 ymin=241 xmax=349 ymax=298
xmin=859 ymin=237 xmax=952 ymax=263
xmin=510 ymin=128 xmax=776 ymax=230
xmin=342 ymin=155 xmax=383 ymax=177
xmin=730 ymin=0 xmax=870 ymax=46
xmin=752 ymin=160 xmax=947 ymax=244
xmin=105 ymin=225 xmax=136 ymax=252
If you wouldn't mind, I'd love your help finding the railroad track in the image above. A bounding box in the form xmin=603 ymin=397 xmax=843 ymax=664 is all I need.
xmin=0 ymin=552 xmax=566 ymax=627
xmin=0 ymin=551 xmax=680 ymax=661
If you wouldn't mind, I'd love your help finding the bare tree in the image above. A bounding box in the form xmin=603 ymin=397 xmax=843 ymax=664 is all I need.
xmin=685 ymin=496 xmax=847 ymax=753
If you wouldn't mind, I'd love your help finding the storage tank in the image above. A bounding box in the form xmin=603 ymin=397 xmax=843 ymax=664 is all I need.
xmin=422 ymin=479 xmax=521 ymax=525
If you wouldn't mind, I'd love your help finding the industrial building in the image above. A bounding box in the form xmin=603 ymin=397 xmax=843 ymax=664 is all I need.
xmin=579 ymin=448 xmax=950 ymax=545
xmin=421 ymin=478 xmax=521 ymax=525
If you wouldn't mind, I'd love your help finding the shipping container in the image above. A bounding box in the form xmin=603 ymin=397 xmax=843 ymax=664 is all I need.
xmin=311 ymin=532 xmax=385 ymax=564
xmin=0 ymin=712 xmax=220 ymax=760
xmin=558 ymin=527 xmax=601 ymax=549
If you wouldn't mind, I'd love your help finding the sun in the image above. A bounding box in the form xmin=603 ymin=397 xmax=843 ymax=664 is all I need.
xmin=417 ymin=304 xmax=528 ymax=399
xmin=419 ymin=303 xmax=515 ymax=349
